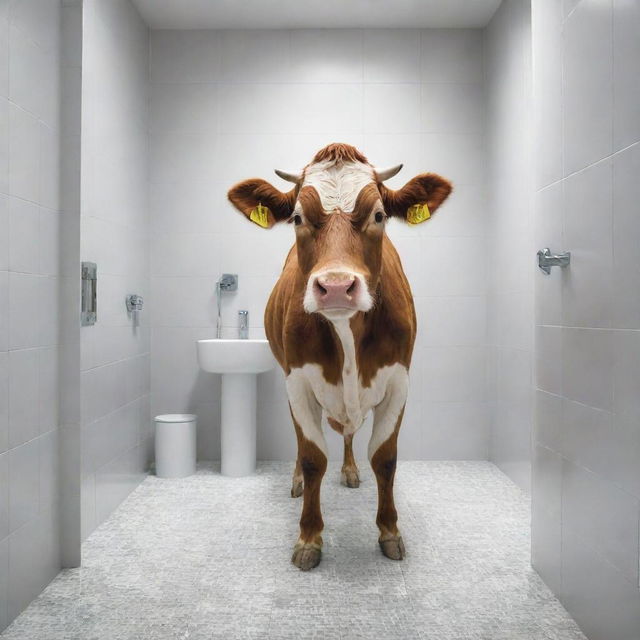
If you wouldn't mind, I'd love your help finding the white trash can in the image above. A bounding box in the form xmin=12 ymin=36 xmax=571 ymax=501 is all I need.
xmin=154 ymin=414 xmax=197 ymax=478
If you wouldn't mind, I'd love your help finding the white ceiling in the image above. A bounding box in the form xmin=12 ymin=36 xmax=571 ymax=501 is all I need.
xmin=132 ymin=0 xmax=502 ymax=30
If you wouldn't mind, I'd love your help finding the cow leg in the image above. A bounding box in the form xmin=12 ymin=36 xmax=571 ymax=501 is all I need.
xmin=328 ymin=417 xmax=359 ymax=488
xmin=286 ymin=375 xmax=327 ymax=571
xmin=341 ymin=433 xmax=360 ymax=488
xmin=291 ymin=456 xmax=303 ymax=498
xmin=368 ymin=368 xmax=408 ymax=561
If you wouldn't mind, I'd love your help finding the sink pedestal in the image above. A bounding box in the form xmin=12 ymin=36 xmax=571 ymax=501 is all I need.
xmin=196 ymin=338 xmax=274 ymax=478
xmin=221 ymin=373 xmax=257 ymax=476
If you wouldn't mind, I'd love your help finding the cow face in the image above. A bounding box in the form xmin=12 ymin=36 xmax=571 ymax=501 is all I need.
xmin=228 ymin=143 xmax=452 ymax=321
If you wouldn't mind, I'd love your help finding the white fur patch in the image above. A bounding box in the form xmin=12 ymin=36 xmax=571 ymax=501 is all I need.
xmin=286 ymin=358 xmax=407 ymax=449
xmin=302 ymin=160 xmax=374 ymax=213
xmin=331 ymin=319 xmax=362 ymax=429
xmin=286 ymin=370 xmax=327 ymax=456
xmin=368 ymin=366 xmax=409 ymax=460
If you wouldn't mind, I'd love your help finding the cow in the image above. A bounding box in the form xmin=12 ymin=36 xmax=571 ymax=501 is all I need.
xmin=227 ymin=143 xmax=452 ymax=570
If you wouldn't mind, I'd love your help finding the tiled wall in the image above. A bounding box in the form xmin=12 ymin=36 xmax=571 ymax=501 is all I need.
xmin=80 ymin=0 xmax=151 ymax=541
xmin=0 ymin=0 xmax=63 ymax=630
xmin=484 ymin=0 xmax=533 ymax=492
xmin=148 ymin=28 xmax=488 ymax=462
xmin=532 ymin=0 xmax=640 ymax=637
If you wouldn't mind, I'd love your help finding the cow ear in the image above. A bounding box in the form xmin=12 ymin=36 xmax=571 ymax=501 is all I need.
xmin=227 ymin=179 xmax=296 ymax=229
xmin=380 ymin=173 xmax=452 ymax=224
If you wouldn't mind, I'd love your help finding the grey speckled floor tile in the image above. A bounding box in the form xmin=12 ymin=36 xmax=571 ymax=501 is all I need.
xmin=1 ymin=462 xmax=586 ymax=640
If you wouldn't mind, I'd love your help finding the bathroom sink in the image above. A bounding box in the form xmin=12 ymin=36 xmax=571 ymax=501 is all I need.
xmin=196 ymin=338 xmax=275 ymax=374
xmin=196 ymin=338 xmax=275 ymax=477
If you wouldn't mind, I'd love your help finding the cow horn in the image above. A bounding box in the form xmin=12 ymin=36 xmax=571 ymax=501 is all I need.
xmin=275 ymin=169 xmax=302 ymax=184
xmin=374 ymin=164 xmax=403 ymax=181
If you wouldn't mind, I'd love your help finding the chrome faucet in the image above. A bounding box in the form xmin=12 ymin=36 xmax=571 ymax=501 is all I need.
xmin=238 ymin=310 xmax=249 ymax=339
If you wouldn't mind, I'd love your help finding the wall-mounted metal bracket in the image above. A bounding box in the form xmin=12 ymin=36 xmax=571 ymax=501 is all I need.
xmin=81 ymin=262 xmax=97 ymax=326
xmin=537 ymin=248 xmax=571 ymax=275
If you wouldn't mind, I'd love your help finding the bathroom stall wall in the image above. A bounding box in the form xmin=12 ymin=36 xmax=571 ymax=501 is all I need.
xmin=0 ymin=0 xmax=64 ymax=630
xmin=80 ymin=0 xmax=151 ymax=540
xmin=483 ymin=0 xmax=533 ymax=492
xmin=532 ymin=0 xmax=640 ymax=637
xmin=148 ymin=28 xmax=488 ymax=462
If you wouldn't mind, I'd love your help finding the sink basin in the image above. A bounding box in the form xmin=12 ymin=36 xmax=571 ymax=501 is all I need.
xmin=196 ymin=338 xmax=275 ymax=477
xmin=196 ymin=339 xmax=275 ymax=374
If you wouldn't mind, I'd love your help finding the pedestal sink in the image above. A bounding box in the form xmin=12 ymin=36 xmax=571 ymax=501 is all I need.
xmin=196 ymin=339 xmax=275 ymax=476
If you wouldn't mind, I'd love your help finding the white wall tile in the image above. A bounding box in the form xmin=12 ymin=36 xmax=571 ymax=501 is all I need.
xmin=220 ymin=30 xmax=290 ymax=83
xmin=418 ymin=296 xmax=486 ymax=347
xmin=535 ymin=389 xmax=562 ymax=451
xmin=8 ymin=438 xmax=39 ymax=533
xmin=536 ymin=325 xmax=562 ymax=396
xmin=421 ymin=346 xmax=486 ymax=403
xmin=612 ymin=143 xmax=640 ymax=329
xmin=563 ymin=159 xmax=613 ymax=328
xmin=0 ymin=271 xmax=7 ymax=352
xmin=38 ymin=347 xmax=58 ymax=434
xmin=38 ymin=124 xmax=60 ymax=210
xmin=8 ymin=24 xmax=45 ymax=117
xmin=0 ymin=17 xmax=8 ymax=99
xmin=421 ymin=82 xmax=483 ymax=133
xmin=8 ymin=349 xmax=39 ymax=448
xmin=562 ymin=327 xmax=613 ymax=411
xmin=0 ymin=353 xmax=7 ymax=453
xmin=8 ymin=197 xmax=39 ymax=274
xmin=8 ymin=273 xmax=39 ymax=350
xmin=0 ymin=194 xmax=7 ymax=270
xmin=38 ymin=209 xmax=60 ymax=276
xmin=563 ymin=459 xmax=639 ymax=585
xmin=8 ymin=103 xmax=39 ymax=202
xmin=0 ymin=98 xmax=8 ymax=194
xmin=422 ymin=401 xmax=488 ymax=459
xmin=10 ymin=0 xmax=59 ymax=51
xmin=38 ymin=429 xmax=58 ymax=508
xmin=563 ymin=0 xmax=613 ymax=175
xmin=364 ymin=83 xmax=420 ymax=134
xmin=363 ymin=29 xmax=419 ymax=83
xmin=532 ymin=0 xmax=563 ymax=188
xmin=613 ymin=0 xmax=640 ymax=151
xmin=420 ymin=29 xmax=483 ymax=83
xmin=612 ymin=330 xmax=640 ymax=422
xmin=421 ymin=236 xmax=485 ymax=296
xmin=421 ymin=133 xmax=484 ymax=185
xmin=150 ymin=82 xmax=218 ymax=135
xmin=150 ymin=30 xmax=220 ymax=83
xmin=0 ymin=452 xmax=6 ymax=537
xmin=292 ymin=29 xmax=363 ymax=83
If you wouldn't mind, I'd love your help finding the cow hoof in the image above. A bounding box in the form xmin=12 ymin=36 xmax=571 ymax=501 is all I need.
xmin=341 ymin=468 xmax=360 ymax=489
xmin=379 ymin=536 xmax=405 ymax=561
xmin=291 ymin=543 xmax=322 ymax=571
xmin=290 ymin=479 xmax=303 ymax=498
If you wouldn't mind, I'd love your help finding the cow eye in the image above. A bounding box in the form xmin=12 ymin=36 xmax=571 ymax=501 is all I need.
xmin=293 ymin=214 xmax=302 ymax=226
xmin=375 ymin=211 xmax=384 ymax=223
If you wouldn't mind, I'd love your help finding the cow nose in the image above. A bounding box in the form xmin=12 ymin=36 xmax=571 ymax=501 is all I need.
xmin=313 ymin=273 xmax=359 ymax=309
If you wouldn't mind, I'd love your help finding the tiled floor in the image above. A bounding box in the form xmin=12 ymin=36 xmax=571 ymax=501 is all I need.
xmin=1 ymin=462 xmax=586 ymax=640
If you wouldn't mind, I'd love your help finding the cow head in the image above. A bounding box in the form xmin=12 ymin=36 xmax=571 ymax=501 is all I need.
xmin=227 ymin=143 xmax=452 ymax=320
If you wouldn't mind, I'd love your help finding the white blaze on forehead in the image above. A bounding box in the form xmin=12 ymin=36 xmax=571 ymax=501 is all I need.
xmin=302 ymin=160 xmax=374 ymax=213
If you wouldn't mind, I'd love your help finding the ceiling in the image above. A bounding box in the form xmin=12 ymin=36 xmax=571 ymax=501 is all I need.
xmin=131 ymin=0 xmax=502 ymax=30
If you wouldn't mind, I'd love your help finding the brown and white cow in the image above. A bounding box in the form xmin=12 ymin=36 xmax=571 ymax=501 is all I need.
xmin=228 ymin=143 xmax=451 ymax=571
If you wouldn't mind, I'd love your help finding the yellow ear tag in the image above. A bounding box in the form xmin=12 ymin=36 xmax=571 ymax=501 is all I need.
xmin=249 ymin=203 xmax=271 ymax=228
xmin=407 ymin=203 xmax=431 ymax=225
